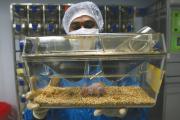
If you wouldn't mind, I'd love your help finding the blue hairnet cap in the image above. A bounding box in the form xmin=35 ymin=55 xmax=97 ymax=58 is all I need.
xmin=62 ymin=1 xmax=104 ymax=34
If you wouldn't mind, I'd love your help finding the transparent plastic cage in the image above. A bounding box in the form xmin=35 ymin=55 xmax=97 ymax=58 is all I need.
xmin=22 ymin=33 xmax=166 ymax=108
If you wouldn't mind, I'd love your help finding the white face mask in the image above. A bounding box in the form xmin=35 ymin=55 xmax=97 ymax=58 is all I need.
xmin=68 ymin=28 xmax=99 ymax=50
xmin=68 ymin=28 xmax=99 ymax=35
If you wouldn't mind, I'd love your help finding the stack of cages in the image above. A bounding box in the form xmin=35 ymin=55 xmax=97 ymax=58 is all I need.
xmin=44 ymin=5 xmax=60 ymax=36
xmin=143 ymin=0 xmax=167 ymax=33
xmin=102 ymin=5 xmax=135 ymax=33
xmin=11 ymin=4 xmax=29 ymax=116
xmin=121 ymin=6 xmax=135 ymax=32
xmin=22 ymin=33 xmax=166 ymax=108
xmin=28 ymin=5 xmax=44 ymax=36
xmin=105 ymin=5 xmax=121 ymax=32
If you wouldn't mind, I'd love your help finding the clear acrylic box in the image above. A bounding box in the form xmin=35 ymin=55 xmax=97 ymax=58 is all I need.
xmin=22 ymin=33 xmax=166 ymax=108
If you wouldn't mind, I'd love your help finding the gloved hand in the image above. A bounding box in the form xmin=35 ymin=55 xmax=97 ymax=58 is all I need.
xmin=26 ymin=90 xmax=48 ymax=119
xmin=94 ymin=108 xmax=128 ymax=118
xmin=25 ymin=76 xmax=49 ymax=119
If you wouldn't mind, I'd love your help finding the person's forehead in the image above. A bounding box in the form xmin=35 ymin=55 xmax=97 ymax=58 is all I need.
xmin=71 ymin=15 xmax=95 ymax=23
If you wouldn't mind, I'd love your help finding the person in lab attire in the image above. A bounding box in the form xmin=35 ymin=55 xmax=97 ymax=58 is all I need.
xmin=24 ymin=1 xmax=149 ymax=120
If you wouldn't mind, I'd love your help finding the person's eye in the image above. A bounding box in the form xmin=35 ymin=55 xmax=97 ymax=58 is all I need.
xmin=71 ymin=23 xmax=81 ymax=30
xmin=84 ymin=21 xmax=96 ymax=28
